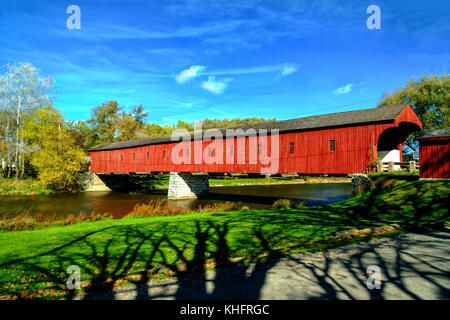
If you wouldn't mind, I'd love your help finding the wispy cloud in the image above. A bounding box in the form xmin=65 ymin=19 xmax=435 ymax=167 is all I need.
xmin=274 ymin=65 xmax=299 ymax=80
xmin=281 ymin=66 xmax=298 ymax=76
xmin=175 ymin=65 xmax=206 ymax=83
xmin=333 ymin=83 xmax=354 ymax=95
xmin=202 ymin=76 xmax=232 ymax=94
xmin=50 ymin=19 xmax=258 ymax=41
xmin=206 ymin=64 xmax=293 ymax=76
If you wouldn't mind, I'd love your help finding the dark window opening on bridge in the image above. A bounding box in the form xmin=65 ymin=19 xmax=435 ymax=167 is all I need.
xmin=121 ymin=154 xmax=123 ymax=161
xmin=290 ymin=142 xmax=294 ymax=153
xmin=258 ymin=144 xmax=262 ymax=155
xmin=133 ymin=153 xmax=135 ymax=160
xmin=163 ymin=150 xmax=166 ymax=158
xmin=330 ymin=140 xmax=335 ymax=152
xmin=147 ymin=152 xmax=149 ymax=159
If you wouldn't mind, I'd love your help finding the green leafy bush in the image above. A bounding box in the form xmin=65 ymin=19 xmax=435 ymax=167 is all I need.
xmin=272 ymin=199 xmax=305 ymax=209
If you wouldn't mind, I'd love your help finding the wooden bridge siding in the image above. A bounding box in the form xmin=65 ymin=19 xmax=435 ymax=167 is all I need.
xmin=394 ymin=105 xmax=423 ymax=129
xmin=278 ymin=123 xmax=391 ymax=174
xmin=419 ymin=138 xmax=450 ymax=179
xmin=89 ymin=121 xmax=406 ymax=175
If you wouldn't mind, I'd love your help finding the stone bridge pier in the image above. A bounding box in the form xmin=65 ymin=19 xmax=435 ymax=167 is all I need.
xmin=167 ymin=172 xmax=210 ymax=199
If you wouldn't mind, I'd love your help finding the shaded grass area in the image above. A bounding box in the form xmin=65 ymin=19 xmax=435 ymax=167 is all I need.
xmin=0 ymin=178 xmax=54 ymax=196
xmin=0 ymin=179 xmax=448 ymax=299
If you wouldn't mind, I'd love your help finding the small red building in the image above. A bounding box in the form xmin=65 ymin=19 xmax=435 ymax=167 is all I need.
xmin=417 ymin=129 xmax=450 ymax=179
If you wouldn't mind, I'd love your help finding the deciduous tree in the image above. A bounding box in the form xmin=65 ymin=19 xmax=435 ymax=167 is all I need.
xmin=378 ymin=72 xmax=449 ymax=152
xmin=22 ymin=106 xmax=87 ymax=190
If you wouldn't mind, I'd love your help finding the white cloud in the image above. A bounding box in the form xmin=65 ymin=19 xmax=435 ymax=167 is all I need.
xmin=206 ymin=64 xmax=298 ymax=76
xmin=175 ymin=65 xmax=206 ymax=83
xmin=275 ymin=65 xmax=299 ymax=80
xmin=281 ymin=66 xmax=298 ymax=76
xmin=333 ymin=83 xmax=353 ymax=95
xmin=201 ymin=76 xmax=232 ymax=94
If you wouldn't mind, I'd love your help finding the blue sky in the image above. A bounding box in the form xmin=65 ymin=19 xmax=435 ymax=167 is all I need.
xmin=0 ymin=0 xmax=448 ymax=124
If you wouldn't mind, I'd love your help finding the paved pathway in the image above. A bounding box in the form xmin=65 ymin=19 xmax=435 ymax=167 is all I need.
xmin=76 ymin=229 xmax=450 ymax=300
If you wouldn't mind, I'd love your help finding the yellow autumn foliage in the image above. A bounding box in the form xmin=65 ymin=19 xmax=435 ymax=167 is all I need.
xmin=22 ymin=106 xmax=87 ymax=190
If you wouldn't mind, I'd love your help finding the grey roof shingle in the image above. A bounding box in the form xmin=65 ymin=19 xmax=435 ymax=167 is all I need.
xmin=417 ymin=128 xmax=450 ymax=140
xmin=89 ymin=104 xmax=408 ymax=151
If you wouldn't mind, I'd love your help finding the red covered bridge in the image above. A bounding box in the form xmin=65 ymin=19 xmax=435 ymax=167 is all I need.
xmin=88 ymin=104 xmax=422 ymax=198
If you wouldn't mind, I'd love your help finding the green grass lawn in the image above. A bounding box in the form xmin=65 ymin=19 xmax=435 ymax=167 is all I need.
xmin=0 ymin=179 xmax=448 ymax=299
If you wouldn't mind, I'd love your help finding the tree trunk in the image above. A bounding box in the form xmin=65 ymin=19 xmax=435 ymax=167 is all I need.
xmin=15 ymin=94 xmax=21 ymax=179
xmin=6 ymin=114 xmax=11 ymax=178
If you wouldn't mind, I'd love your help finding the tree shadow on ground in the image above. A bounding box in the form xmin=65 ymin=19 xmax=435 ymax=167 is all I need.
xmin=0 ymin=217 xmax=295 ymax=300
xmin=285 ymin=229 xmax=450 ymax=300
xmin=0 ymin=180 xmax=448 ymax=300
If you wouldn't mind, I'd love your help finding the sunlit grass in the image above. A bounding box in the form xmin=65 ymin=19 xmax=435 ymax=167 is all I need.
xmin=0 ymin=178 xmax=448 ymax=299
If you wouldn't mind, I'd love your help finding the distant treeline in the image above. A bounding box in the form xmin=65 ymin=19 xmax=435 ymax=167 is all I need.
xmin=74 ymin=100 xmax=276 ymax=151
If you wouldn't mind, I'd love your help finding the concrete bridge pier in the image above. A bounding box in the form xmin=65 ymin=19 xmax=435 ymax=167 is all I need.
xmin=167 ymin=172 xmax=209 ymax=199
xmin=82 ymin=172 xmax=135 ymax=192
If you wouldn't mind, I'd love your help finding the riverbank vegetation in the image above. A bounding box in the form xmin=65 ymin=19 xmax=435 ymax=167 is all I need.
xmin=0 ymin=178 xmax=447 ymax=299
xmin=0 ymin=200 xmax=246 ymax=232
xmin=0 ymin=177 xmax=54 ymax=196
xmin=130 ymin=174 xmax=350 ymax=191
xmin=211 ymin=176 xmax=350 ymax=187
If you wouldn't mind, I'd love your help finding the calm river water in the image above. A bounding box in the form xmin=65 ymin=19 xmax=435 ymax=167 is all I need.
xmin=0 ymin=183 xmax=352 ymax=219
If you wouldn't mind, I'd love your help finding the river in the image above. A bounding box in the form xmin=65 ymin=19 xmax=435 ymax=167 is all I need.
xmin=0 ymin=183 xmax=352 ymax=219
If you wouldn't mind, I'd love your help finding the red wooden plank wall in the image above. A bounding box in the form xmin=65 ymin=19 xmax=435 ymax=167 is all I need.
xmin=88 ymin=121 xmax=402 ymax=175
xmin=419 ymin=138 xmax=450 ymax=179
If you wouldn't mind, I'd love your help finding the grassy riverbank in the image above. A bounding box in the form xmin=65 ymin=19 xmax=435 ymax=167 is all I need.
xmin=137 ymin=174 xmax=350 ymax=190
xmin=0 ymin=178 xmax=448 ymax=299
xmin=210 ymin=176 xmax=350 ymax=187
xmin=0 ymin=178 xmax=54 ymax=196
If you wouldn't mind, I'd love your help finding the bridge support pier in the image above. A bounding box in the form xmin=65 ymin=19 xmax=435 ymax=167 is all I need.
xmin=82 ymin=172 xmax=112 ymax=192
xmin=168 ymin=172 xmax=209 ymax=199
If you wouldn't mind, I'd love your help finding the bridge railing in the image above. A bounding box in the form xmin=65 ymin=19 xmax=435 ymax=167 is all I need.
xmin=376 ymin=160 xmax=419 ymax=173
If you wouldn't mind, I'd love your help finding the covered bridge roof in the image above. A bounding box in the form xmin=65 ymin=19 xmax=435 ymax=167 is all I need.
xmin=89 ymin=104 xmax=409 ymax=151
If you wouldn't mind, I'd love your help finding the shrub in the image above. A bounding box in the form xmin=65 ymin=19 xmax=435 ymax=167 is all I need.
xmin=0 ymin=215 xmax=37 ymax=231
xmin=272 ymin=199 xmax=296 ymax=209
xmin=271 ymin=199 xmax=305 ymax=209
xmin=296 ymin=201 xmax=306 ymax=208
xmin=64 ymin=214 xmax=76 ymax=225
xmin=126 ymin=199 xmax=244 ymax=218
xmin=88 ymin=212 xmax=111 ymax=221
xmin=0 ymin=211 xmax=111 ymax=232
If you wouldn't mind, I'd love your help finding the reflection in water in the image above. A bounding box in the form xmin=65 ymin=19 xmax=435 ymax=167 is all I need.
xmin=0 ymin=183 xmax=352 ymax=219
